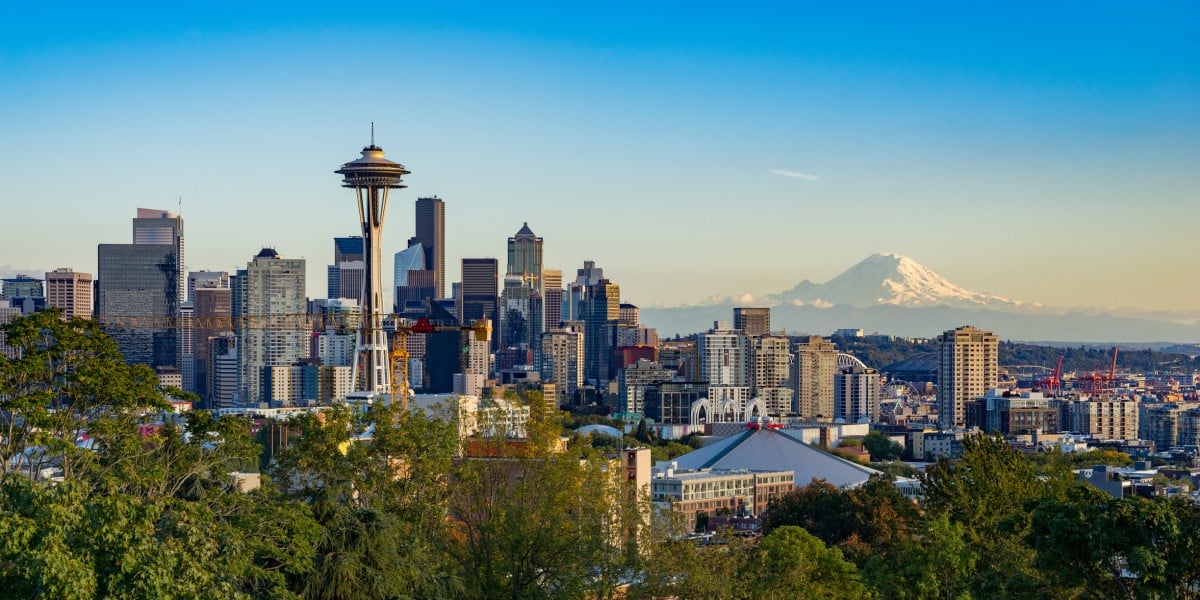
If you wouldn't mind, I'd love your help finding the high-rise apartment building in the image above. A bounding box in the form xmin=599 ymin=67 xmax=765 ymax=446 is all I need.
xmin=733 ymin=307 xmax=770 ymax=337
xmin=699 ymin=322 xmax=750 ymax=387
xmin=414 ymin=196 xmax=445 ymax=299
xmin=541 ymin=328 xmax=583 ymax=408
xmin=834 ymin=355 xmax=880 ymax=424
xmin=937 ymin=325 xmax=999 ymax=431
xmin=97 ymin=208 xmax=183 ymax=369
xmin=751 ymin=335 xmax=792 ymax=416
xmin=699 ymin=322 xmax=752 ymax=417
xmin=793 ymin=336 xmax=838 ymax=420
xmin=233 ymin=248 xmax=307 ymax=406
xmin=44 ymin=268 xmax=92 ymax=319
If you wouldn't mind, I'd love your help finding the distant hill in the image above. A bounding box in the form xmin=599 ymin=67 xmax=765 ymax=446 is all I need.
xmin=641 ymin=253 xmax=1200 ymax=343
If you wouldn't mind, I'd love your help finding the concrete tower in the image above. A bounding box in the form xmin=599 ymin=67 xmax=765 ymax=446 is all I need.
xmin=336 ymin=129 xmax=410 ymax=398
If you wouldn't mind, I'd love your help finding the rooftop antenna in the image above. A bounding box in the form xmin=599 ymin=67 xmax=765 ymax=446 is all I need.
xmin=370 ymin=121 xmax=375 ymax=147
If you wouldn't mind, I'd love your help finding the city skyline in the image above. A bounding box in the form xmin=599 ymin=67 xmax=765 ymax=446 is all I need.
xmin=2 ymin=3 xmax=1197 ymax=312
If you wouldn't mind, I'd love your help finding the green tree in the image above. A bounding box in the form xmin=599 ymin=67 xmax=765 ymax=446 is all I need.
xmin=0 ymin=310 xmax=167 ymax=482
xmin=447 ymin=406 xmax=637 ymax=599
xmin=752 ymin=526 xmax=868 ymax=600
xmin=862 ymin=514 xmax=975 ymax=600
xmin=271 ymin=402 xmax=461 ymax=599
xmin=921 ymin=432 xmax=1071 ymax=598
xmin=862 ymin=430 xmax=904 ymax=461
xmin=1027 ymin=486 xmax=1200 ymax=599
xmin=763 ymin=476 xmax=921 ymax=566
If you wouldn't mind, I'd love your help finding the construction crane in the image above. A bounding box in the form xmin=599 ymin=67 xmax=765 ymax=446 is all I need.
xmin=388 ymin=317 xmax=491 ymax=410
xmin=1075 ymin=347 xmax=1119 ymax=395
xmin=1035 ymin=355 xmax=1065 ymax=396
xmin=96 ymin=313 xmax=491 ymax=410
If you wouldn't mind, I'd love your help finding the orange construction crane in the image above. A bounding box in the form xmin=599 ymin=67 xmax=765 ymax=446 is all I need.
xmin=389 ymin=317 xmax=491 ymax=410
xmin=1036 ymin=355 xmax=1065 ymax=396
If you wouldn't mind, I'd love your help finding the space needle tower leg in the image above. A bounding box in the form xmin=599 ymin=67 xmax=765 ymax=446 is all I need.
xmin=336 ymin=126 xmax=410 ymax=401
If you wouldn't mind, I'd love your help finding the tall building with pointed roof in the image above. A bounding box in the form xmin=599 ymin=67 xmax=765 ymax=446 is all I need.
xmin=506 ymin=222 xmax=543 ymax=292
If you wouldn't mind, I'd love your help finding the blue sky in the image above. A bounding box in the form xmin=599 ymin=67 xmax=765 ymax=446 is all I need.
xmin=2 ymin=2 xmax=1197 ymax=310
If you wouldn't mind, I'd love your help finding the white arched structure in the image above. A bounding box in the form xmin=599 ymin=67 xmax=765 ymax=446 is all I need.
xmin=837 ymin=353 xmax=868 ymax=370
xmin=689 ymin=396 xmax=771 ymax=425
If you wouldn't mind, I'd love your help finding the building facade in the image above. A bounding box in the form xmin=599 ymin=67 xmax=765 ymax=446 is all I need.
xmin=733 ymin=307 xmax=770 ymax=337
xmin=234 ymin=248 xmax=307 ymax=406
xmin=794 ymin=336 xmax=838 ymax=420
xmin=44 ymin=268 xmax=92 ymax=319
xmin=414 ymin=196 xmax=445 ymax=299
xmin=937 ymin=326 xmax=999 ymax=431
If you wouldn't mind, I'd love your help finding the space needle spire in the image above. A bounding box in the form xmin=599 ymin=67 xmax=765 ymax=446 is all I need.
xmin=336 ymin=127 xmax=410 ymax=399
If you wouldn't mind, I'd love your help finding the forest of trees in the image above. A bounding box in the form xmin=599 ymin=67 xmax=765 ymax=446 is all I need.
xmin=4 ymin=311 xmax=1200 ymax=599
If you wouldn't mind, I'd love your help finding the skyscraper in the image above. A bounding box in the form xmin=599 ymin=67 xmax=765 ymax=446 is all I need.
xmin=733 ymin=307 xmax=770 ymax=337
xmin=506 ymin=223 xmax=543 ymax=291
xmin=793 ymin=336 xmax=838 ymax=420
xmin=327 ymin=236 xmax=364 ymax=302
xmin=414 ymin=196 xmax=445 ymax=299
xmin=542 ymin=269 xmax=563 ymax=330
xmin=583 ymin=277 xmax=619 ymax=385
xmin=193 ymin=279 xmax=231 ymax=404
xmin=44 ymin=268 xmax=92 ymax=319
xmin=461 ymin=258 xmax=499 ymax=347
xmin=233 ymin=248 xmax=307 ymax=406
xmin=393 ymin=241 xmax=432 ymax=314
xmin=97 ymin=208 xmax=183 ymax=369
xmin=937 ymin=325 xmax=999 ymax=431
xmin=188 ymin=270 xmax=230 ymax=303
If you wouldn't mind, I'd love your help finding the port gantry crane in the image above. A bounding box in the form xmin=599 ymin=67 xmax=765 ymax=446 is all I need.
xmin=96 ymin=313 xmax=491 ymax=410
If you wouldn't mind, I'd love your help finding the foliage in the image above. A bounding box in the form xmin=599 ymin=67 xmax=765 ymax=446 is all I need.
xmin=632 ymin=525 xmax=866 ymax=600
xmin=763 ymin=476 xmax=921 ymax=566
xmin=446 ymin=405 xmax=638 ymax=599
xmin=1028 ymin=488 xmax=1200 ymax=599
xmin=862 ymin=430 xmax=905 ymax=461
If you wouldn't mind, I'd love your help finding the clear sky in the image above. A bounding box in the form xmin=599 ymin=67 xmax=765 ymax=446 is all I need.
xmin=2 ymin=2 xmax=1197 ymax=311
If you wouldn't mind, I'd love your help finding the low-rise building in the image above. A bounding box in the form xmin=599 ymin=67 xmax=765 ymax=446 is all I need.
xmin=651 ymin=467 xmax=793 ymax=531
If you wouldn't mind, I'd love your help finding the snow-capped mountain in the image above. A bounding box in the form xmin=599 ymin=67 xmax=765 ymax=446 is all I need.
xmin=640 ymin=253 xmax=1200 ymax=342
xmin=767 ymin=253 xmax=1032 ymax=311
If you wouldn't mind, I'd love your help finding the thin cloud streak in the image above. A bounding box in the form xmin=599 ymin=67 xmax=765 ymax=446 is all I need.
xmin=770 ymin=169 xmax=819 ymax=181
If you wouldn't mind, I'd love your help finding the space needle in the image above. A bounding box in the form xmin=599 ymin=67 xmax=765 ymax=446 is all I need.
xmin=336 ymin=125 xmax=410 ymax=400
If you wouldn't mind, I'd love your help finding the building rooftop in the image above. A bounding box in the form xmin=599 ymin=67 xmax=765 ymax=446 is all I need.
xmin=665 ymin=427 xmax=879 ymax=489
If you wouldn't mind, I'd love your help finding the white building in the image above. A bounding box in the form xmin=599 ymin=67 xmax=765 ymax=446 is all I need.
xmin=834 ymin=354 xmax=880 ymax=423
xmin=234 ymin=248 xmax=308 ymax=405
